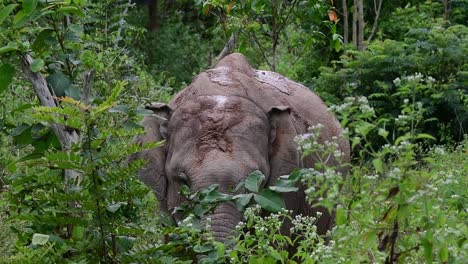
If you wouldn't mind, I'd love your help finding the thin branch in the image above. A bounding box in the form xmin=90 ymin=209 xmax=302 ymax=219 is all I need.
xmin=114 ymin=0 xmax=133 ymax=49
xmin=342 ymin=0 xmax=349 ymax=44
xmin=243 ymin=29 xmax=274 ymax=70
xmin=367 ymin=0 xmax=383 ymax=42
xmin=81 ymin=70 xmax=94 ymax=105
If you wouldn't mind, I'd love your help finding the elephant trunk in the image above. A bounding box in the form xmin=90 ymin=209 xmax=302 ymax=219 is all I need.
xmin=205 ymin=201 xmax=243 ymax=242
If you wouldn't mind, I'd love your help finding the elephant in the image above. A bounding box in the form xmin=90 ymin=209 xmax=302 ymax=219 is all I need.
xmin=130 ymin=53 xmax=350 ymax=242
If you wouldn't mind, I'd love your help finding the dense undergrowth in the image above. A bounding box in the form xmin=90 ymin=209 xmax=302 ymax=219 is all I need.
xmin=0 ymin=0 xmax=466 ymax=263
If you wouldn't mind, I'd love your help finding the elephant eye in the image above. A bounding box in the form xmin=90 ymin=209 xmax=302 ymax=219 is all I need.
xmin=177 ymin=171 xmax=190 ymax=186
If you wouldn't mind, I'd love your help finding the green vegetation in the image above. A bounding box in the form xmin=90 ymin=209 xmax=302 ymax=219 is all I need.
xmin=0 ymin=0 xmax=466 ymax=263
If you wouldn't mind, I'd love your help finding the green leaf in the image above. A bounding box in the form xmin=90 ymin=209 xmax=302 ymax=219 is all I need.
xmin=57 ymin=6 xmax=85 ymax=17
xmin=245 ymin=170 xmax=265 ymax=193
xmin=235 ymin=193 xmax=253 ymax=211
xmin=415 ymin=133 xmax=436 ymax=141
xmin=109 ymin=105 xmax=130 ymax=114
xmin=254 ymin=189 xmax=285 ymax=213
xmin=32 ymin=29 xmax=54 ymax=54
xmin=71 ymin=226 xmax=85 ymax=240
xmin=193 ymin=244 xmax=213 ymax=253
xmin=13 ymin=10 xmax=26 ymax=26
xmin=107 ymin=202 xmax=127 ymax=213
xmin=0 ymin=63 xmax=15 ymax=95
xmin=335 ymin=206 xmax=346 ymax=225
xmin=422 ymin=237 xmax=433 ymax=264
xmin=30 ymin=58 xmax=44 ymax=72
xmin=12 ymin=124 xmax=33 ymax=146
xmin=0 ymin=4 xmax=18 ymax=25
xmin=203 ymin=189 xmax=232 ymax=203
xmin=378 ymin=128 xmax=389 ymax=139
xmin=372 ymin=158 xmax=383 ymax=173
xmin=286 ymin=168 xmax=302 ymax=183
xmin=134 ymin=108 xmax=154 ymax=116
xmin=439 ymin=245 xmax=448 ymax=262
xmin=65 ymin=85 xmax=81 ymax=100
xmin=268 ymin=185 xmax=298 ymax=193
xmin=16 ymin=153 xmax=43 ymax=163
xmin=23 ymin=0 xmax=38 ymax=14
xmin=46 ymin=72 xmax=71 ymax=97
xmin=32 ymin=233 xmax=49 ymax=245
xmin=355 ymin=121 xmax=375 ymax=137
xmin=0 ymin=42 xmax=19 ymax=53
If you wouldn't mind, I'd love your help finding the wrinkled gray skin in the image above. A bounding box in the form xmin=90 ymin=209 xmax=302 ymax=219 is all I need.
xmin=130 ymin=53 xmax=350 ymax=242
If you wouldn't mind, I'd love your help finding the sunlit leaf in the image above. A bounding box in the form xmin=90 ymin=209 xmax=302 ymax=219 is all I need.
xmin=23 ymin=0 xmax=38 ymax=15
xmin=30 ymin=58 xmax=44 ymax=72
xmin=0 ymin=4 xmax=18 ymax=25
xmin=254 ymin=189 xmax=285 ymax=213
xmin=32 ymin=233 xmax=49 ymax=245
xmin=245 ymin=170 xmax=265 ymax=193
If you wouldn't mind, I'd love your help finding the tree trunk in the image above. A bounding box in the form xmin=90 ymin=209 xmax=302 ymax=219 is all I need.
xmin=212 ymin=33 xmax=237 ymax=66
xmin=270 ymin=0 xmax=278 ymax=72
xmin=443 ymin=0 xmax=450 ymax=21
xmin=352 ymin=0 xmax=357 ymax=46
xmin=20 ymin=54 xmax=81 ymax=184
xmin=149 ymin=0 xmax=158 ymax=31
xmin=367 ymin=0 xmax=382 ymax=42
xmin=357 ymin=0 xmax=365 ymax=50
xmin=342 ymin=0 xmax=349 ymax=45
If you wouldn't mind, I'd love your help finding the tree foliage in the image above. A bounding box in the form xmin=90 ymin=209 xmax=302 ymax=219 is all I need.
xmin=0 ymin=0 xmax=466 ymax=263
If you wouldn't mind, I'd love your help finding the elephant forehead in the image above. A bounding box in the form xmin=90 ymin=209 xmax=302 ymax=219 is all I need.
xmin=176 ymin=95 xmax=261 ymax=121
xmin=171 ymin=95 xmax=267 ymax=156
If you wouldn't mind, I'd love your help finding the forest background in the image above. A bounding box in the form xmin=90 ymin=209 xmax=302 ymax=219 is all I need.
xmin=0 ymin=0 xmax=466 ymax=263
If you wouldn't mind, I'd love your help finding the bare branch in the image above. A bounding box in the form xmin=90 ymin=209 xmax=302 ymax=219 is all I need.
xmin=367 ymin=0 xmax=383 ymax=42
xmin=81 ymin=70 xmax=94 ymax=105
xmin=114 ymin=0 xmax=133 ymax=49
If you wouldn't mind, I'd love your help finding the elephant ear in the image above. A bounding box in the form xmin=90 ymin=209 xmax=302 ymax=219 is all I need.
xmin=128 ymin=103 xmax=173 ymax=213
xmin=267 ymin=106 xmax=300 ymax=182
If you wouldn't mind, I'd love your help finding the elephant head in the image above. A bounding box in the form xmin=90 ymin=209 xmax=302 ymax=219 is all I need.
xmin=132 ymin=94 xmax=298 ymax=241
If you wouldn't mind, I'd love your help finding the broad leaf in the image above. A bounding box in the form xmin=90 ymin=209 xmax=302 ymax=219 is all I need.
xmin=245 ymin=170 xmax=265 ymax=193
xmin=71 ymin=226 xmax=85 ymax=240
xmin=0 ymin=63 xmax=15 ymax=95
xmin=234 ymin=193 xmax=253 ymax=211
xmin=109 ymin=105 xmax=130 ymax=114
xmin=0 ymin=42 xmax=19 ymax=53
xmin=373 ymin=158 xmax=383 ymax=173
xmin=254 ymin=189 xmax=285 ymax=213
xmin=32 ymin=233 xmax=49 ymax=245
xmin=32 ymin=29 xmax=54 ymax=54
xmin=65 ymin=85 xmax=81 ymax=100
xmin=23 ymin=0 xmax=38 ymax=14
xmin=30 ymin=58 xmax=44 ymax=72
xmin=335 ymin=206 xmax=346 ymax=225
xmin=202 ymin=189 xmax=232 ymax=203
xmin=0 ymin=4 xmax=18 ymax=25
xmin=268 ymin=185 xmax=298 ymax=193
xmin=46 ymin=72 xmax=71 ymax=97
xmin=107 ymin=202 xmax=127 ymax=213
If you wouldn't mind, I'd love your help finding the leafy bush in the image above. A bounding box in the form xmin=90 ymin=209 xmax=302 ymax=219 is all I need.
xmin=313 ymin=22 xmax=467 ymax=145
xmin=134 ymin=15 xmax=221 ymax=88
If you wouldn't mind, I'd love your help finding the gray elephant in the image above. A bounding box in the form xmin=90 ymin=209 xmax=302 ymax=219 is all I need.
xmin=130 ymin=53 xmax=350 ymax=241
